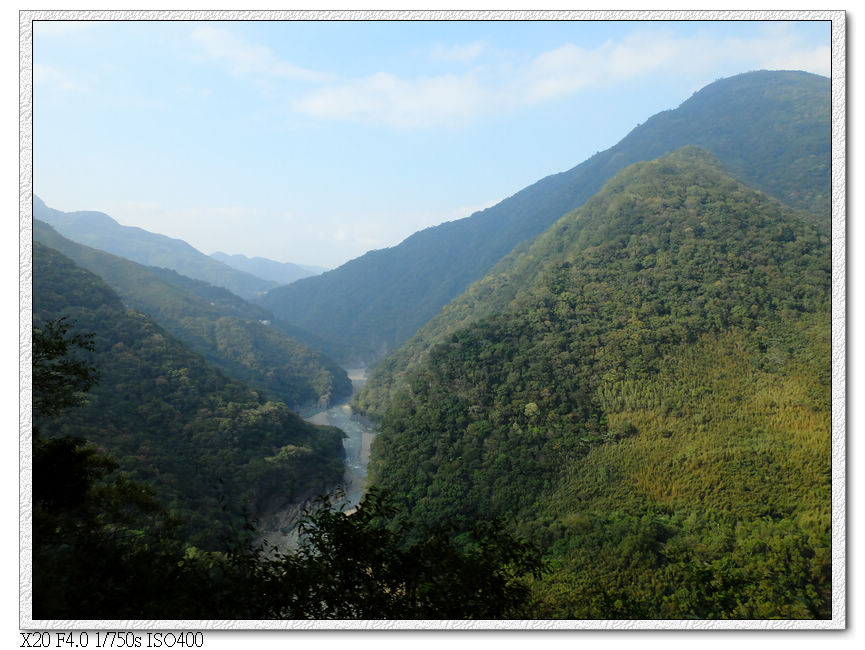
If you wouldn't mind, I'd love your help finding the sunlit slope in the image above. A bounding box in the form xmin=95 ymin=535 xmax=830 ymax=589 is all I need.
xmin=33 ymin=243 xmax=346 ymax=549
xmin=355 ymin=70 xmax=830 ymax=418
xmin=35 ymin=220 xmax=352 ymax=409
xmin=366 ymin=148 xmax=830 ymax=617
xmin=263 ymin=70 xmax=828 ymax=366
xmin=529 ymin=321 xmax=830 ymax=618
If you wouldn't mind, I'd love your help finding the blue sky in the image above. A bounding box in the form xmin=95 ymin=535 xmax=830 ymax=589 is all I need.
xmin=32 ymin=17 xmax=831 ymax=268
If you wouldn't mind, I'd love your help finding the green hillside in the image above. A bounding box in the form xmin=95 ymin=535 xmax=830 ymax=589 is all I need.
xmin=531 ymin=324 xmax=830 ymax=618
xmin=355 ymin=71 xmax=830 ymax=419
xmin=145 ymin=263 xmax=356 ymax=364
xmin=366 ymin=148 xmax=831 ymax=618
xmin=35 ymin=220 xmax=352 ymax=410
xmin=34 ymin=196 xmax=279 ymax=300
xmin=262 ymin=70 xmax=829 ymax=366
xmin=33 ymin=242 xmax=346 ymax=549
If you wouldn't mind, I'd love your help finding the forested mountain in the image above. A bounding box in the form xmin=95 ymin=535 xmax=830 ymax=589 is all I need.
xmin=355 ymin=70 xmax=830 ymax=417
xmin=366 ymin=148 xmax=831 ymax=617
xmin=33 ymin=242 xmax=346 ymax=549
xmin=35 ymin=220 xmax=352 ymax=410
xmin=211 ymin=251 xmax=327 ymax=285
xmin=260 ymin=70 xmax=829 ymax=365
xmin=144 ymin=262 xmax=356 ymax=363
xmin=34 ymin=196 xmax=279 ymax=299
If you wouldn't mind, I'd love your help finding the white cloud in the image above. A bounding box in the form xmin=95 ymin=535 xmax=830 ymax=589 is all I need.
xmin=330 ymin=223 xmax=387 ymax=249
xmin=605 ymin=33 xmax=682 ymax=80
xmin=430 ymin=41 xmax=486 ymax=64
xmin=517 ymin=43 xmax=598 ymax=104
xmin=720 ymin=34 xmax=831 ymax=77
xmin=293 ymin=25 xmax=830 ymax=130
xmin=33 ymin=63 xmax=90 ymax=92
xmin=191 ymin=25 xmax=330 ymax=83
xmin=772 ymin=45 xmax=831 ymax=77
xmin=295 ymin=71 xmax=488 ymax=129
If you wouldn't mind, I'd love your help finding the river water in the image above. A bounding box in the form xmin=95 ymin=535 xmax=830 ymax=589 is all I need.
xmin=256 ymin=368 xmax=377 ymax=550
xmin=304 ymin=368 xmax=376 ymax=512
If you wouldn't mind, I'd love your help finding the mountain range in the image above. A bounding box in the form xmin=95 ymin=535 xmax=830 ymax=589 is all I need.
xmin=259 ymin=70 xmax=830 ymax=366
xmin=34 ymin=221 xmax=352 ymax=410
xmin=34 ymin=196 xmax=281 ymax=300
xmin=211 ymin=251 xmax=327 ymax=285
xmin=29 ymin=68 xmax=833 ymax=619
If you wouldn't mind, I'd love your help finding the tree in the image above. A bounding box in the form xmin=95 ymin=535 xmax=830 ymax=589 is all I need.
xmin=32 ymin=316 xmax=98 ymax=421
xmin=236 ymin=489 xmax=546 ymax=619
xmin=31 ymin=318 xmax=189 ymax=619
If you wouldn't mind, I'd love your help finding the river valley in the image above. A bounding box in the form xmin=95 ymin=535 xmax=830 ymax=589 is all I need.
xmin=304 ymin=368 xmax=376 ymax=512
xmin=257 ymin=368 xmax=377 ymax=550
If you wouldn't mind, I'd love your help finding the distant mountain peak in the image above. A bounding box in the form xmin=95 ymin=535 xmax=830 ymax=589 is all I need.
xmin=209 ymin=251 xmax=326 ymax=285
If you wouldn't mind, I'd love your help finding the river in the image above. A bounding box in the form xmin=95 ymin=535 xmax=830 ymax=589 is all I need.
xmin=256 ymin=368 xmax=377 ymax=550
xmin=304 ymin=368 xmax=376 ymax=512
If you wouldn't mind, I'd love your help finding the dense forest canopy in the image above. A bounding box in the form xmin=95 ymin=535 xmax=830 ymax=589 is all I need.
xmin=365 ymin=147 xmax=831 ymax=618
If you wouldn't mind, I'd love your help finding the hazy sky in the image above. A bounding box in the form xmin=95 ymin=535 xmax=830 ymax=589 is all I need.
xmin=32 ymin=17 xmax=831 ymax=268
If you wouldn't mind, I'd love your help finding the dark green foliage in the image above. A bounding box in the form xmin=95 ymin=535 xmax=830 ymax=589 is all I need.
xmin=35 ymin=484 xmax=543 ymax=620
xmin=31 ymin=317 xmax=194 ymax=619
xmin=35 ymin=220 xmax=352 ymax=409
xmin=231 ymin=490 xmax=544 ymax=619
xmin=146 ymin=265 xmax=276 ymax=320
xmin=529 ymin=318 xmax=831 ymax=619
xmin=264 ymin=70 xmax=829 ymax=366
xmin=29 ymin=328 xmax=541 ymax=620
xmin=31 ymin=318 xmax=543 ymax=620
xmin=33 ymin=244 xmax=345 ymax=548
xmin=533 ymin=509 xmax=828 ymax=619
xmin=32 ymin=434 xmax=194 ymax=619
xmin=32 ymin=317 xmax=98 ymax=419
xmin=365 ymin=148 xmax=831 ymax=618
xmin=33 ymin=196 xmax=278 ymax=299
